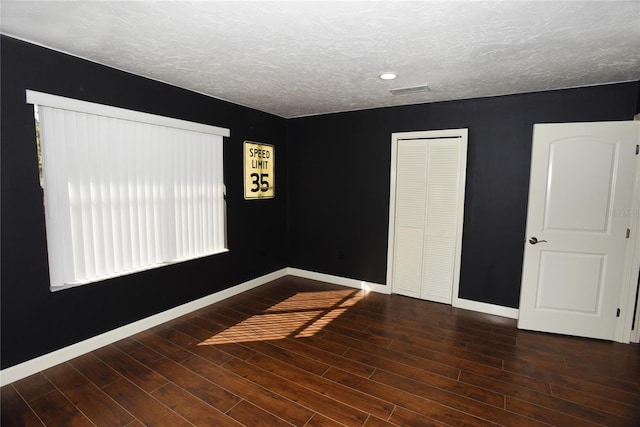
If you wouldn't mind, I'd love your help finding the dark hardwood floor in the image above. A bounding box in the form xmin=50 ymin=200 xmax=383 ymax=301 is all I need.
xmin=2 ymin=276 xmax=640 ymax=426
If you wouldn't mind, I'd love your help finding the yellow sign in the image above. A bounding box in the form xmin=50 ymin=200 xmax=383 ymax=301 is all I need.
xmin=244 ymin=141 xmax=275 ymax=199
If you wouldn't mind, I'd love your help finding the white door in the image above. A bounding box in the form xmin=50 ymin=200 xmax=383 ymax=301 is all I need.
xmin=518 ymin=121 xmax=640 ymax=341
xmin=388 ymin=129 xmax=467 ymax=304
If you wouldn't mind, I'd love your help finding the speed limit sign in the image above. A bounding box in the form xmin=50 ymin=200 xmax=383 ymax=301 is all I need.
xmin=244 ymin=141 xmax=275 ymax=199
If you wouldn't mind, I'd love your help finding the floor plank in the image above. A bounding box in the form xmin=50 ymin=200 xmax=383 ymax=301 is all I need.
xmin=68 ymin=352 xmax=123 ymax=389
xmin=246 ymin=352 xmax=394 ymax=419
xmin=223 ymin=357 xmax=369 ymax=426
xmin=43 ymin=363 xmax=134 ymax=426
xmin=225 ymin=399 xmax=294 ymax=426
xmin=151 ymin=382 xmax=243 ymax=426
xmin=0 ymin=385 xmax=44 ymax=427
xmin=28 ymin=389 xmax=94 ymax=427
xmin=93 ymin=344 xmax=168 ymax=393
xmin=11 ymin=373 xmax=56 ymax=402
xmin=102 ymin=378 xmax=191 ymax=426
xmin=182 ymin=355 xmax=315 ymax=426
xmin=129 ymin=349 xmax=241 ymax=413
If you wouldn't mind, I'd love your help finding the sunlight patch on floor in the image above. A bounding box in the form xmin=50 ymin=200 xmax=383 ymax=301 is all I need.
xmin=198 ymin=288 xmax=364 ymax=345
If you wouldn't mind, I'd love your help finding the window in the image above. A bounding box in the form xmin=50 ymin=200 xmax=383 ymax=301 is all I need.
xmin=27 ymin=90 xmax=230 ymax=291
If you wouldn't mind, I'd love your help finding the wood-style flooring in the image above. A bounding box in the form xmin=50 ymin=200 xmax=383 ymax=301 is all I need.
xmin=2 ymin=276 xmax=640 ymax=426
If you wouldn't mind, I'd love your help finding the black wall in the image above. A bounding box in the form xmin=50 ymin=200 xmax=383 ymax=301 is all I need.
xmin=2 ymin=35 xmax=639 ymax=370
xmin=287 ymin=82 xmax=640 ymax=308
xmin=1 ymin=36 xmax=288 ymax=369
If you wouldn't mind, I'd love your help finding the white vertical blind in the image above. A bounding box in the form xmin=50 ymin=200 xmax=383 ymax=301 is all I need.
xmin=30 ymin=90 xmax=229 ymax=290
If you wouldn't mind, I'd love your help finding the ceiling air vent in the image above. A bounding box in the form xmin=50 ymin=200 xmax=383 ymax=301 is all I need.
xmin=389 ymin=85 xmax=430 ymax=96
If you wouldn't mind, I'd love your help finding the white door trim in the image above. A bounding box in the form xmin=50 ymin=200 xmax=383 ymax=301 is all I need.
xmin=620 ymin=125 xmax=640 ymax=343
xmin=630 ymin=113 xmax=640 ymax=343
xmin=386 ymin=129 xmax=467 ymax=306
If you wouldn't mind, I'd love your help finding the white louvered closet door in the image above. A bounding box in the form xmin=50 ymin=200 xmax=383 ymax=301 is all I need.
xmin=392 ymin=140 xmax=428 ymax=298
xmin=391 ymin=133 xmax=467 ymax=304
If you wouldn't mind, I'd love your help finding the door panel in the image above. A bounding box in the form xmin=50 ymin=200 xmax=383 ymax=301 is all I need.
xmin=392 ymin=140 xmax=427 ymax=299
xmin=395 ymin=141 xmax=428 ymax=228
xmin=422 ymin=141 xmax=463 ymax=303
xmin=392 ymin=228 xmax=424 ymax=298
xmin=422 ymin=235 xmax=455 ymax=303
xmin=544 ymin=139 xmax=615 ymax=232
xmin=518 ymin=121 xmax=639 ymax=340
xmin=537 ymin=251 xmax=604 ymax=313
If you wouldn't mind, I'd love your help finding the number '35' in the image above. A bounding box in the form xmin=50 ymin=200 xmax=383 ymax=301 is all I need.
xmin=250 ymin=173 xmax=269 ymax=192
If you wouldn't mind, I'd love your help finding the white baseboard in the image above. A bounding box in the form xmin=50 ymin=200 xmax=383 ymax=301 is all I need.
xmin=1 ymin=267 xmax=519 ymax=386
xmin=286 ymin=268 xmax=390 ymax=294
xmin=453 ymin=297 xmax=519 ymax=319
xmin=0 ymin=268 xmax=288 ymax=387
xmin=285 ymin=268 xmax=518 ymax=320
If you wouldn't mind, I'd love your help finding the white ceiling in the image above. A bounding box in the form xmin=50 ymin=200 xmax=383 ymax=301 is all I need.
xmin=2 ymin=1 xmax=639 ymax=118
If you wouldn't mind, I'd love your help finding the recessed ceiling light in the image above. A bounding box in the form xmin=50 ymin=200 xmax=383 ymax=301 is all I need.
xmin=379 ymin=72 xmax=397 ymax=80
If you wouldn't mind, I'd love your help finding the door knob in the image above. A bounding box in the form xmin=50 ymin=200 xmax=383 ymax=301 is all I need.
xmin=529 ymin=237 xmax=547 ymax=244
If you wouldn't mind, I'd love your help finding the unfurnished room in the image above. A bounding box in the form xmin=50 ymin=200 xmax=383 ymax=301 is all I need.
xmin=1 ymin=1 xmax=640 ymax=426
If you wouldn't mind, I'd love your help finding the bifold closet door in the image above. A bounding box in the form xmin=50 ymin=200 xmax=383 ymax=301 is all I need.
xmin=391 ymin=135 xmax=466 ymax=304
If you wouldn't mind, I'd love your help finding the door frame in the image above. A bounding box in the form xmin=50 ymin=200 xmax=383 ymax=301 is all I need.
xmin=622 ymin=168 xmax=640 ymax=343
xmin=603 ymin=122 xmax=640 ymax=343
xmin=386 ymin=129 xmax=467 ymax=305
xmin=621 ymin=116 xmax=640 ymax=343
xmin=591 ymin=121 xmax=640 ymax=343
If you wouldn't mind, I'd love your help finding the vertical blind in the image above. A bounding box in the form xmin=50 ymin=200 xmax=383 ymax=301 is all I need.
xmin=27 ymin=90 xmax=230 ymax=290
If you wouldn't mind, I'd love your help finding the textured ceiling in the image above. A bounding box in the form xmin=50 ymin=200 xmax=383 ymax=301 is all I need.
xmin=1 ymin=1 xmax=639 ymax=118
